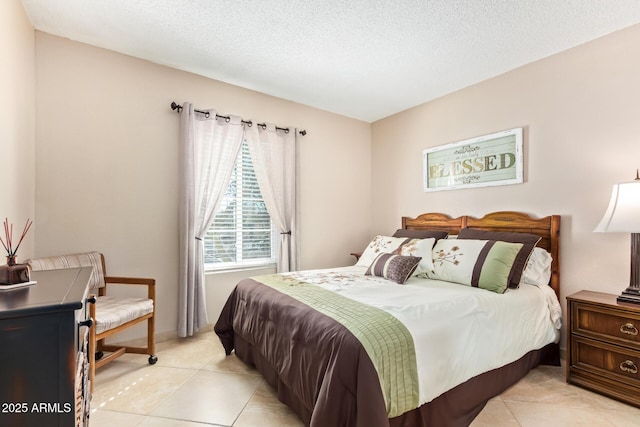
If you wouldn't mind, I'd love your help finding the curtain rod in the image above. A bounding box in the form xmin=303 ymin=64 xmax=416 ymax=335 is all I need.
xmin=170 ymin=102 xmax=307 ymax=136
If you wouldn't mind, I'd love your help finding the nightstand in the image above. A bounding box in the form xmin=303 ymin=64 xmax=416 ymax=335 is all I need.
xmin=566 ymin=290 xmax=640 ymax=407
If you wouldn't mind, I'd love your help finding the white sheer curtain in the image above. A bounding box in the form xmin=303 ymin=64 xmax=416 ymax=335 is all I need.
xmin=245 ymin=124 xmax=299 ymax=272
xmin=178 ymin=103 xmax=245 ymax=337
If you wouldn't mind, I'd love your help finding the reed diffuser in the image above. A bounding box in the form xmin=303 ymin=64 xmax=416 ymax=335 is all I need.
xmin=0 ymin=218 xmax=33 ymax=285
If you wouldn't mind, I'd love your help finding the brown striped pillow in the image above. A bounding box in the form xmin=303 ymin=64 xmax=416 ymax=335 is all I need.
xmin=428 ymin=239 xmax=524 ymax=293
xmin=365 ymin=253 xmax=422 ymax=284
xmin=457 ymin=229 xmax=541 ymax=289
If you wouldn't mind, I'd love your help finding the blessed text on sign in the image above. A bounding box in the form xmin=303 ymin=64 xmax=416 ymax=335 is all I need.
xmin=423 ymin=128 xmax=523 ymax=192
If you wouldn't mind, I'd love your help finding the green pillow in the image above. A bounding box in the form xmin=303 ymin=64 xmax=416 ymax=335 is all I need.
xmin=428 ymin=239 xmax=524 ymax=293
xmin=457 ymin=229 xmax=541 ymax=288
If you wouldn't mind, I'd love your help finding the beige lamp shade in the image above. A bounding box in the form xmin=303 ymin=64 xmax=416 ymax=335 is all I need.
xmin=595 ymin=181 xmax=640 ymax=233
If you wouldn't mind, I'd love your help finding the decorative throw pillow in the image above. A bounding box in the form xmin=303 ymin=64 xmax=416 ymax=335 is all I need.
xmin=398 ymin=238 xmax=436 ymax=277
xmin=520 ymin=247 xmax=553 ymax=286
xmin=392 ymin=229 xmax=449 ymax=241
xmin=356 ymin=236 xmax=409 ymax=267
xmin=428 ymin=239 xmax=524 ymax=293
xmin=457 ymin=229 xmax=541 ymax=289
xmin=365 ymin=253 xmax=422 ymax=284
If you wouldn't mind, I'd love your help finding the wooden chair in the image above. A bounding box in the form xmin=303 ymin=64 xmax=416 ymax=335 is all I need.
xmin=26 ymin=252 xmax=157 ymax=392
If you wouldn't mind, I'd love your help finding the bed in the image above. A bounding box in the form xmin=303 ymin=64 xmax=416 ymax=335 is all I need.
xmin=215 ymin=211 xmax=562 ymax=427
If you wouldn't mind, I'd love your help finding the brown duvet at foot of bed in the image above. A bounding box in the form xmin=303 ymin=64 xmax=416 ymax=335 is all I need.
xmin=215 ymin=278 xmax=390 ymax=427
xmin=236 ymin=337 xmax=560 ymax=427
xmin=215 ymin=277 xmax=560 ymax=427
xmin=234 ymin=331 xmax=558 ymax=427
xmin=388 ymin=342 xmax=559 ymax=427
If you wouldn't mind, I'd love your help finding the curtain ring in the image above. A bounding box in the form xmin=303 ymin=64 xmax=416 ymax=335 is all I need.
xmin=204 ymin=112 xmax=210 ymax=118
xmin=260 ymin=123 xmax=267 ymax=130
xmin=225 ymin=116 xmax=230 ymax=123
xmin=284 ymin=128 xmax=290 ymax=134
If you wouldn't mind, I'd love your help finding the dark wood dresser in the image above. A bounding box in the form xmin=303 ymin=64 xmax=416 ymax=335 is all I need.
xmin=0 ymin=267 xmax=93 ymax=427
xmin=567 ymin=290 xmax=640 ymax=407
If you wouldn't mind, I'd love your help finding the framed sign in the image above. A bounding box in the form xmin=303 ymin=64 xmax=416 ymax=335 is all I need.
xmin=423 ymin=128 xmax=523 ymax=192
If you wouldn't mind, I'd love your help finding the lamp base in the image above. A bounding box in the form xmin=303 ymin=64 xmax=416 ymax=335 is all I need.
xmin=617 ymin=287 xmax=640 ymax=304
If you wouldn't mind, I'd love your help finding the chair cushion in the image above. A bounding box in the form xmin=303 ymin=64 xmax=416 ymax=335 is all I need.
xmin=95 ymin=296 xmax=154 ymax=334
xmin=26 ymin=251 xmax=105 ymax=291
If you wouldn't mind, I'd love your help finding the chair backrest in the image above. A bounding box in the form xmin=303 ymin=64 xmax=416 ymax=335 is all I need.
xmin=26 ymin=251 xmax=106 ymax=291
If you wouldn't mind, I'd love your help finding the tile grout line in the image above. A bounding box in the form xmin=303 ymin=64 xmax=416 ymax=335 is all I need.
xmin=144 ymin=364 xmax=201 ymax=417
xmin=499 ymin=397 xmax=524 ymax=427
xmin=229 ymin=376 xmax=268 ymax=426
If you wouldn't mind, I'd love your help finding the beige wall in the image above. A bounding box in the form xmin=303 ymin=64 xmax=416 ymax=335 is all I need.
xmin=34 ymin=32 xmax=371 ymax=340
xmin=371 ymin=24 xmax=640 ymax=347
xmin=0 ymin=0 xmax=35 ymax=258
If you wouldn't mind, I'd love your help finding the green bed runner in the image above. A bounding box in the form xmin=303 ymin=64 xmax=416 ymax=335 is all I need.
xmin=254 ymin=274 xmax=419 ymax=417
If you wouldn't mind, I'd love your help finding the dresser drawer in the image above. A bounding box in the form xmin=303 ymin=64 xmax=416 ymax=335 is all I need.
xmin=571 ymin=335 xmax=640 ymax=386
xmin=571 ymin=301 xmax=640 ymax=349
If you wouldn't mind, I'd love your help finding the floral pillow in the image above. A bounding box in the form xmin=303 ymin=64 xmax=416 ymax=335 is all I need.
xmin=356 ymin=236 xmax=409 ymax=267
xmin=398 ymin=238 xmax=436 ymax=277
xmin=427 ymin=239 xmax=524 ymax=294
xmin=365 ymin=253 xmax=422 ymax=284
xmin=457 ymin=229 xmax=541 ymax=289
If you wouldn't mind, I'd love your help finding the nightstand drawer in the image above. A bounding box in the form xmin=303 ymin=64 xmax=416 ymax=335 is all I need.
xmin=571 ymin=335 xmax=640 ymax=386
xmin=567 ymin=291 xmax=640 ymax=408
xmin=571 ymin=301 xmax=640 ymax=349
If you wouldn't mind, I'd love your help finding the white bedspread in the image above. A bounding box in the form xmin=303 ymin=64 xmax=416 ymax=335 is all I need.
xmin=284 ymin=266 xmax=561 ymax=406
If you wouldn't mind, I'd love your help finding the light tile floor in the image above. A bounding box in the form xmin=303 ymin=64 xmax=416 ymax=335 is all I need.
xmin=90 ymin=332 xmax=640 ymax=427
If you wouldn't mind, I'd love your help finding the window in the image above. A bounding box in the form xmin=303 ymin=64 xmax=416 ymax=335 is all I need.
xmin=204 ymin=142 xmax=276 ymax=269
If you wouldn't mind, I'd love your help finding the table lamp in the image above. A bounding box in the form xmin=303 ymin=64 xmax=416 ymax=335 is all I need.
xmin=595 ymin=171 xmax=640 ymax=304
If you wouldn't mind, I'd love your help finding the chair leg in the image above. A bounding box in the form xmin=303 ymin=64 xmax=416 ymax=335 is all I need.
xmin=88 ymin=294 xmax=98 ymax=394
xmin=147 ymin=314 xmax=157 ymax=364
xmin=89 ymin=314 xmax=96 ymax=393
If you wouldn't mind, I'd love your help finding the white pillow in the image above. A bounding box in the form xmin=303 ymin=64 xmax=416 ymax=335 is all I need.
xmin=520 ymin=247 xmax=552 ymax=286
xmin=398 ymin=238 xmax=436 ymax=276
xmin=356 ymin=236 xmax=409 ymax=267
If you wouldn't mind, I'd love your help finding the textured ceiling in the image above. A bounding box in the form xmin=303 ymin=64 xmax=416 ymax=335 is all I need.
xmin=20 ymin=0 xmax=640 ymax=122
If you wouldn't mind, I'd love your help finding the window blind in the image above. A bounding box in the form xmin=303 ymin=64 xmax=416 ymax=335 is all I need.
xmin=204 ymin=142 xmax=274 ymax=267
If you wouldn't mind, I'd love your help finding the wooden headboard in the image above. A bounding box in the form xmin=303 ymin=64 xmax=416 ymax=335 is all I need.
xmin=402 ymin=211 xmax=561 ymax=298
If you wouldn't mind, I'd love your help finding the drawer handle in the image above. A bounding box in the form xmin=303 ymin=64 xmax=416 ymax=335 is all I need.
xmin=620 ymin=360 xmax=638 ymax=374
xmin=620 ymin=323 xmax=639 ymax=336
